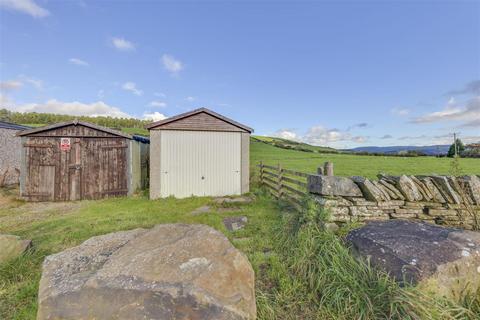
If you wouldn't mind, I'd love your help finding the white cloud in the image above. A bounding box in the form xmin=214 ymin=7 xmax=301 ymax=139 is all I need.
xmin=272 ymin=125 xmax=368 ymax=147
xmin=12 ymin=99 xmax=132 ymax=118
xmin=122 ymin=82 xmax=143 ymax=96
xmin=154 ymin=92 xmax=166 ymax=98
xmin=412 ymin=96 xmax=480 ymax=125
xmin=185 ymin=96 xmax=195 ymax=102
xmin=111 ymin=37 xmax=135 ymax=51
xmin=0 ymin=80 xmax=23 ymax=91
xmin=0 ymin=0 xmax=50 ymax=18
xmin=143 ymin=111 xmax=167 ymax=122
xmin=18 ymin=75 xmax=43 ymax=89
xmin=391 ymin=107 xmax=410 ymax=116
xmin=273 ymin=129 xmax=300 ymax=141
xmin=149 ymin=101 xmax=167 ymax=108
xmin=69 ymin=58 xmax=89 ymax=66
xmin=162 ymin=54 xmax=184 ymax=75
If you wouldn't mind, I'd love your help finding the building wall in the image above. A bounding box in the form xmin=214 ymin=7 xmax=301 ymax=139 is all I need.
xmin=0 ymin=128 xmax=22 ymax=185
xmin=130 ymin=140 xmax=141 ymax=193
xmin=149 ymin=130 xmax=162 ymax=199
xmin=241 ymin=132 xmax=250 ymax=194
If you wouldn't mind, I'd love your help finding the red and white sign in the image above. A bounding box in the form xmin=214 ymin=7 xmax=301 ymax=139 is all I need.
xmin=60 ymin=138 xmax=71 ymax=151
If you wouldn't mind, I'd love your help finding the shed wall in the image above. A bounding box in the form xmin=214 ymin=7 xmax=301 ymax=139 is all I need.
xmin=0 ymin=128 xmax=22 ymax=185
xmin=149 ymin=130 xmax=162 ymax=199
xmin=241 ymin=132 xmax=250 ymax=193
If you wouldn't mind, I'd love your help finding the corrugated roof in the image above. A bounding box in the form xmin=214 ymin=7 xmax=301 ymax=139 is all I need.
xmin=0 ymin=121 xmax=31 ymax=131
xmin=145 ymin=107 xmax=253 ymax=132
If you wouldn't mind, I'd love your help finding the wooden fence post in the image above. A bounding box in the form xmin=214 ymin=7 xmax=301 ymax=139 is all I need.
xmin=317 ymin=166 xmax=324 ymax=175
xmin=277 ymin=163 xmax=283 ymax=198
xmin=259 ymin=161 xmax=264 ymax=185
xmin=324 ymin=161 xmax=334 ymax=176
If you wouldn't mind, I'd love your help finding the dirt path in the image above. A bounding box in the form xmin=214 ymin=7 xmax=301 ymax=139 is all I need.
xmin=0 ymin=187 xmax=86 ymax=231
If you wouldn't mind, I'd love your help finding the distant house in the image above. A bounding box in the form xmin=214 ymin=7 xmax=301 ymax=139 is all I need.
xmin=463 ymin=143 xmax=480 ymax=158
xmin=18 ymin=121 xmax=149 ymax=201
xmin=0 ymin=121 xmax=30 ymax=186
xmin=146 ymin=108 xmax=253 ymax=199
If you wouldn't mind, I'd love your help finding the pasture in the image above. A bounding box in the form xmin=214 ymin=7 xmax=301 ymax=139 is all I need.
xmin=250 ymin=139 xmax=479 ymax=179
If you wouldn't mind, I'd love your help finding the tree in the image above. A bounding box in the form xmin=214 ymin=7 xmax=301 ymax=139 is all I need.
xmin=447 ymin=138 xmax=465 ymax=158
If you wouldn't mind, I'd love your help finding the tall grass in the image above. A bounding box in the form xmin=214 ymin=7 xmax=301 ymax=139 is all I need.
xmin=255 ymin=197 xmax=480 ymax=319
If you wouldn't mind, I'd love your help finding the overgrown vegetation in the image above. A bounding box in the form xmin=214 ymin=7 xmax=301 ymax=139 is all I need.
xmin=254 ymin=195 xmax=480 ymax=319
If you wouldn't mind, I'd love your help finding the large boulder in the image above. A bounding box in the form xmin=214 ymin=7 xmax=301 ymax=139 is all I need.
xmin=346 ymin=220 xmax=480 ymax=300
xmin=0 ymin=234 xmax=32 ymax=263
xmin=38 ymin=224 xmax=256 ymax=320
xmin=308 ymin=175 xmax=362 ymax=197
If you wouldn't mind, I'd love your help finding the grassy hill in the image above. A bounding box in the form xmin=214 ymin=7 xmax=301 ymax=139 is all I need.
xmin=252 ymin=135 xmax=338 ymax=153
xmin=250 ymin=138 xmax=479 ymax=179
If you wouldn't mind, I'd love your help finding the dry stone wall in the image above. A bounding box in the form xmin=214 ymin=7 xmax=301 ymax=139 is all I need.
xmin=308 ymin=174 xmax=480 ymax=230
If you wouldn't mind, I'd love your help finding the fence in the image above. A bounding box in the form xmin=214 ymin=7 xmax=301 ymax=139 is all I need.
xmin=257 ymin=161 xmax=334 ymax=208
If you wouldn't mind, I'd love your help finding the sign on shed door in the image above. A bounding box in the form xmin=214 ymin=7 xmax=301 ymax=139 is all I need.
xmin=160 ymin=130 xmax=241 ymax=198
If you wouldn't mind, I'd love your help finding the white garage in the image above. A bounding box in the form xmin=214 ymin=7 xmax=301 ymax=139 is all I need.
xmin=146 ymin=108 xmax=252 ymax=199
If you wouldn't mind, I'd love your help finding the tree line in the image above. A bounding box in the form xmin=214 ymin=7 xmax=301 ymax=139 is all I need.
xmin=0 ymin=109 xmax=149 ymax=129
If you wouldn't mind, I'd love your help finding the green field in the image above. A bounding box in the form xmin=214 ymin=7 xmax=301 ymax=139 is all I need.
xmin=250 ymin=139 xmax=479 ymax=178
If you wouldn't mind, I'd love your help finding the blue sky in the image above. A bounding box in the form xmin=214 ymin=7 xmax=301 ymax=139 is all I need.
xmin=0 ymin=0 xmax=479 ymax=148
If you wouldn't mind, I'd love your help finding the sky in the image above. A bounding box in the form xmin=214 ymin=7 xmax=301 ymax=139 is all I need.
xmin=0 ymin=0 xmax=479 ymax=148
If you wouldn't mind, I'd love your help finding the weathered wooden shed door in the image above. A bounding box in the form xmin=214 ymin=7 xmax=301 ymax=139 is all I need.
xmin=69 ymin=138 xmax=82 ymax=200
xmin=22 ymin=125 xmax=129 ymax=201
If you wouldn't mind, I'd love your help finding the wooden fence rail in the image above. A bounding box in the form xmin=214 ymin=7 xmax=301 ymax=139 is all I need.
xmin=257 ymin=162 xmax=310 ymax=208
xmin=257 ymin=161 xmax=335 ymax=209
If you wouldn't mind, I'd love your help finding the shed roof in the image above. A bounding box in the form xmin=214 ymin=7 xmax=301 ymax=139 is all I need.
xmin=145 ymin=107 xmax=253 ymax=133
xmin=17 ymin=120 xmax=133 ymax=139
xmin=0 ymin=121 xmax=31 ymax=131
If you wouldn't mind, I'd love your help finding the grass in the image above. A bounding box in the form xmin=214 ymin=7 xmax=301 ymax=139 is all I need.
xmin=250 ymin=139 xmax=480 ymax=179
xmin=0 ymin=187 xmax=280 ymax=319
xmin=254 ymin=197 xmax=480 ymax=319
xmin=253 ymin=135 xmax=338 ymax=153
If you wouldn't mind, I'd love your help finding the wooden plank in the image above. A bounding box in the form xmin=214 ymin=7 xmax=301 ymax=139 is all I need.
xmin=262 ymin=164 xmax=278 ymax=171
xmin=263 ymin=176 xmax=277 ymax=186
xmin=262 ymin=169 xmax=278 ymax=178
xmin=281 ymin=183 xmax=307 ymax=197
xmin=282 ymin=168 xmax=309 ymax=178
xmin=281 ymin=176 xmax=307 ymax=188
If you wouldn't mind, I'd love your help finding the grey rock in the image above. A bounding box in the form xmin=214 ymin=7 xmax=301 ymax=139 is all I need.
xmin=388 ymin=175 xmax=423 ymax=202
xmin=223 ymin=216 xmax=248 ymax=231
xmin=410 ymin=176 xmax=433 ymax=201
xmin=419 ymin=177 xmax=446 ymax=203
xmin=431 ymin=176 xmax=462 ymax=204
xmin=346 ymin=220 xmax=480 ymax=300
xmin=214 ymin=196 xmax=253 ymax=205
xmin=351 ymin=176 xmax=388 ymax=202
xmin=377 ymin=180 xmax=404 ymax=200
xmin=37 ymin=224 xmax=256 ymax=320
xmin=0 ymin=234 xmax=32 ymax=264
xmin=308 ymin=175 xmax=362 ymax=197
xmin=191 ymin=205 xmax=212 ymax=215
xmin=457 ymin=175 xmax=480 ymax=205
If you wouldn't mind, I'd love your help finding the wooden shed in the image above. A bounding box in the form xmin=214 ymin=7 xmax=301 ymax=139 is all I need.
xmin=18 ymin=120 xmax=149 ymax=201
xmin=146 ymin=108 xmax=253 ymax=199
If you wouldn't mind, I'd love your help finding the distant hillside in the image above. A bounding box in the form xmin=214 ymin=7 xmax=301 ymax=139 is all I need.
xmin=347 ymin=145 xmax=450 ymax=156
xmin=252 ymin=135 xmax=339 ymax=154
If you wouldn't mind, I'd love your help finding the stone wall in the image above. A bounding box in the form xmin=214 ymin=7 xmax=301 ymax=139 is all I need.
xmin=0 ymin=128 xmax=22 ymax=186
xmin=308 ymin=174 xmax=480 ymax=230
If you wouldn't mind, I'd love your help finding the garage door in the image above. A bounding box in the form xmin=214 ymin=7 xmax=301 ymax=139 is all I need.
xmin=160 ymin=130 xmax=241 ymax=198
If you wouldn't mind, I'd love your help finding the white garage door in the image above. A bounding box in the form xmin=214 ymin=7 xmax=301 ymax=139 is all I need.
xmin=160 ymin=130 xmax=241 ymax=198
